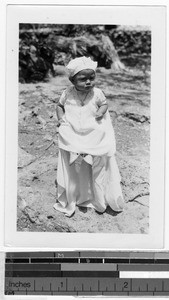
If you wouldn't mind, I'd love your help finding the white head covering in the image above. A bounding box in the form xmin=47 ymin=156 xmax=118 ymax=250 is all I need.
xmin=66 ymin=56 xmax=97 ymax=78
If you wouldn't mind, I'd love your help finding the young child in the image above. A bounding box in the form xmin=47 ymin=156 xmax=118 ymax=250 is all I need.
xmin=53 ymin=56 xmax=124 ymax=217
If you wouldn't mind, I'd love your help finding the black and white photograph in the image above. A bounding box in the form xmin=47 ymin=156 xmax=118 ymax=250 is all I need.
xmin=17 ymin=23 xmax=151 ymax=233
xmin=5 ymin=5 xmax=165 ymax=248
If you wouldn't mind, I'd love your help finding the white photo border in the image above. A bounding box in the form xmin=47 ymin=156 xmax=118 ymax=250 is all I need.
xmin=4 ymin=4 xmax=166 ymax=249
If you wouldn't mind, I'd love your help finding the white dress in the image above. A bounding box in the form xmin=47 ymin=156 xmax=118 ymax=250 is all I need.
xmin=53 ymin=86 xmax=124 ymax=217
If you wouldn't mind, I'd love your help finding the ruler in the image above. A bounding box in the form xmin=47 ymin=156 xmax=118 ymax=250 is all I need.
xmin=4 ymin=251 xmax=169 ymax=296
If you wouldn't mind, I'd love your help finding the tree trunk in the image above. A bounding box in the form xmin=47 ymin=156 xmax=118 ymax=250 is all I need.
xmin=100 ymin=34 xmax=125 ymax=71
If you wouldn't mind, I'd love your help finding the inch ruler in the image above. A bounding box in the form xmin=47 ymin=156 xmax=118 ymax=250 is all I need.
xmin=4 ymin=251 xmax=169 ymax=296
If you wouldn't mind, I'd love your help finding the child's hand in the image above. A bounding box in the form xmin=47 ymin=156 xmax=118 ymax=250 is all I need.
xmin=95 ymin=111 xmax=104 ymax=120
xmin=95 ymin=104 xmax=108 ymax=121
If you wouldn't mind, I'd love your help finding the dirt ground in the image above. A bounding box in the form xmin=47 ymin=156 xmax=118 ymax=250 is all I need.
xmin=17 ymin=66 xmax=150 ymax=233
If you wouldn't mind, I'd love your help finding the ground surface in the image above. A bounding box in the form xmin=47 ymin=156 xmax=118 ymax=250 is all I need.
xmin=17 ymin=65 xmax=150 ymax=233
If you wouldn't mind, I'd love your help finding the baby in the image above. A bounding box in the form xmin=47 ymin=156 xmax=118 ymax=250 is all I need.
xmin=57 ymin=67 xmax=107 ymax=125
xmin=54 ymin=56 xmax=124 ymax=217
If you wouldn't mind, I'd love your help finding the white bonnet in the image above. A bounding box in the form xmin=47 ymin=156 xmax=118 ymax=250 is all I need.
xmin=66 ymin=56 xmax=98 ymax=78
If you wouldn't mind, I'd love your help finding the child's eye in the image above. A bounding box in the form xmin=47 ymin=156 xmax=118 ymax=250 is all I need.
xmin=79 ymin=77 xmax=86 ymax=82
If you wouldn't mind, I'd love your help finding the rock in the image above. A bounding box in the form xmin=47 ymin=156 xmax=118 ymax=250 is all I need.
xmin=44 ymin=134 xmax=53 ymax=141
xmin=17 ymin=195 xmax=27 ymax=210
xmin=32 ymin=107 xmax=39 ymax=116
xmin=35 ymin=119 xmax=41 ymax=124
xmin=32 ymin=176 xmax=39 ymax=181
xmin=18 ymin=147 xmax=35 ymax=168
xmin=123 ymin=112 xmax=150 ymax=123
xmin=38 ymin=215 xmax=46 ymax=222
xmin=47 ymin=215 xmax=54 ymax=219
xmin=133 ymin=195 xmax=149 ymax=207
xmin=22 ymin=207 xmax=37 ymax=223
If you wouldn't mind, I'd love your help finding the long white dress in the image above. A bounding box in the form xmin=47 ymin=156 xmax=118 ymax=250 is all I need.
xmin=53 ymin=86 xmax=124 ymax=217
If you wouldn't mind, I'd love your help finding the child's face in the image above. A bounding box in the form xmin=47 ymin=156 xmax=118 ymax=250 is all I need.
xmin=72 ymin=69 xmax=96 ymax=92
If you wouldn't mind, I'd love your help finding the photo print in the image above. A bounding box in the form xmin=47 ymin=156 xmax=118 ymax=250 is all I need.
xmin=17 ymin=23 xmax=151 ymax=234
xmin=5 ymin=5 xmax=165 ymax=248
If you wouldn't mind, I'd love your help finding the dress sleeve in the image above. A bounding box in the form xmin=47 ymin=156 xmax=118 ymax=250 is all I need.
xmin=96 ymin=89 xmax=107 ymax=106
xmin=59 ymin=89 xmax=67 ymax=106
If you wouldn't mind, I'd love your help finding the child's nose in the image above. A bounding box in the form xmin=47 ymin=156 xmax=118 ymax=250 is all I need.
xmin=86 ymin=79 xmax=91 ymax=84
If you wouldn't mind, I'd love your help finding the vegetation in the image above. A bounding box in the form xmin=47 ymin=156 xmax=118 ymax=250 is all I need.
xmin=19 ymin=24 xmax=151 ymax=83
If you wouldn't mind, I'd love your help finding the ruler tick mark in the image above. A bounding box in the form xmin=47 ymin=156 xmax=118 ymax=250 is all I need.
xmin=66 ymin=278 xmax=67 ymax=291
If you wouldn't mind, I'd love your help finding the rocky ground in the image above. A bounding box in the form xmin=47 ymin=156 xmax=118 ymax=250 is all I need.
xmin=17 ymin=65 xmax=150 ymax=234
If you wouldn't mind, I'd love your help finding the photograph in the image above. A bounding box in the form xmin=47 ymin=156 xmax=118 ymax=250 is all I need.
xmin=17 ymin=23 xmax=151 ymax=234
xmin=4 ymin=5 xmax=165 ymax=248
